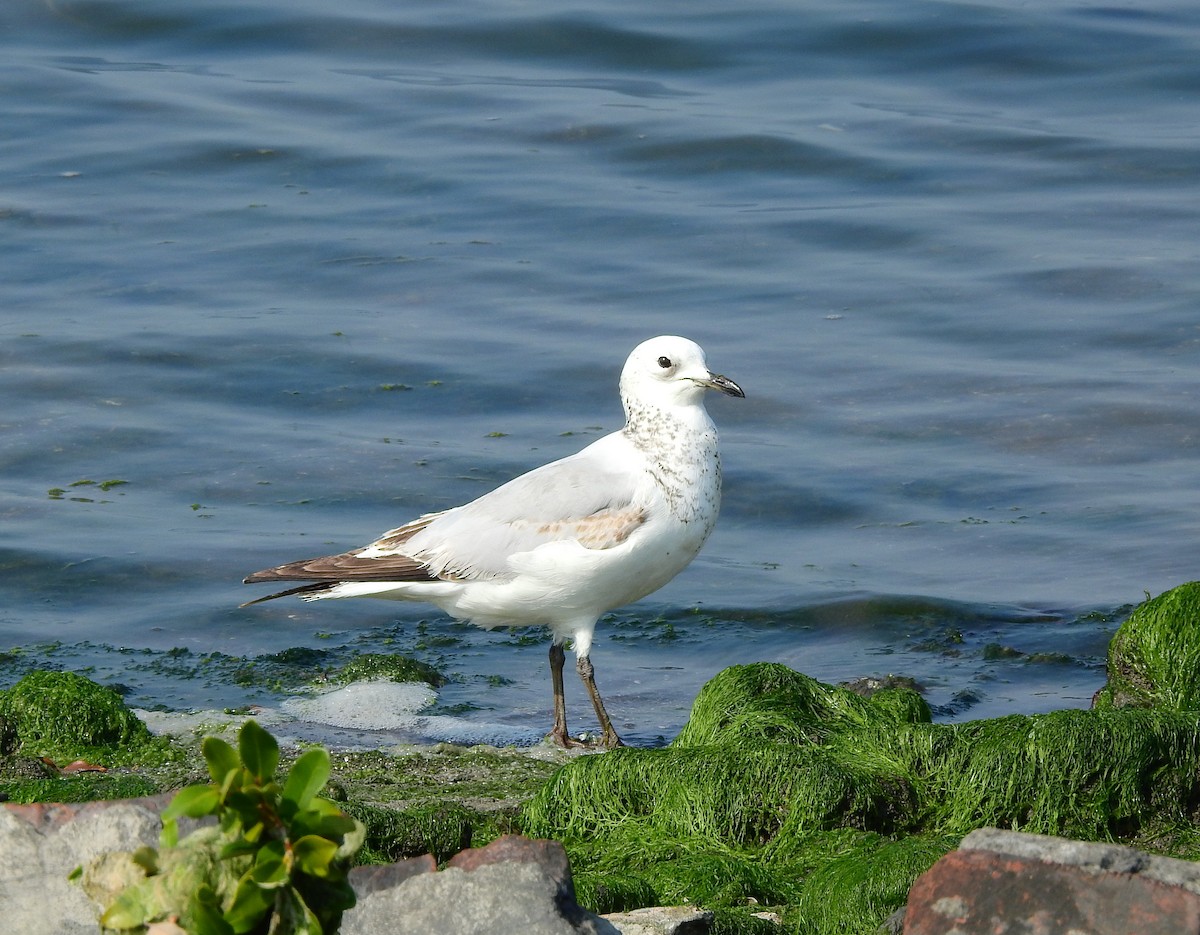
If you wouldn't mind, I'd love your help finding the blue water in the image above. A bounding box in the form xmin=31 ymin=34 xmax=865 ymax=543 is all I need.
xmin=3 ymin=0 xmax=1199 ymax=746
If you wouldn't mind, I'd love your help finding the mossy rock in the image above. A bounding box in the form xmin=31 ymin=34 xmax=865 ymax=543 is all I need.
xmin=784 ymin=831 xmax=955 ymax=934
xmin=920 ymin=708 xmax=1200 ymax=839
xmin=525 ymin=742 xmax=918 ymax=846
xmin=345 ymin=799 xmax=501 ymax=864
xmin=0 ymin=670 xmax=151 ymax=761
xmin=1095 ymin=582 xmax=1200 ymax=710
xmin=333 ymin=652 xmax=447 ymax=687
xmin=671 ymin=663 xmax=927 ymax=748
xmin=522 ymin=659 xmax=1200 ymax=934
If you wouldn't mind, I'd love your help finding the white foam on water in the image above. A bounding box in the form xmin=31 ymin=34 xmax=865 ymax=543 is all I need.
xmin=279 ymin=680 xmax=545 ymax=745
xmin=281 ymin=679 xmax=438 ymax=730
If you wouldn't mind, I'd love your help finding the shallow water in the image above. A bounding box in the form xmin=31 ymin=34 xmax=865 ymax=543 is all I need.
xmin=2 ymin=0 xmax=1198 ymax=746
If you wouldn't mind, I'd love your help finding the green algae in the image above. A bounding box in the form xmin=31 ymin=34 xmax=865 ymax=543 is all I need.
xmin=855 ymin=685 xmax=932 ymax=726
xmin=0 ymin=641 xmax=448 ymax=708
xmin=0 ymin=773 xmax=166 ymax=805
xmin=915 ymin=708 xmax=1200 ymax=839
xmin=325 ymin=745 xmax=559 ymax=866
xmin=527 ymin=742 xmax=916 ymax=847
xmin=0 ymin=670 xmax=148 ymax=753
xmin=522 ymin=648 xmax=1200 ymax=935
xmin=1095 ymin=581 xmax=1200 ymax=710
xmin=345 ymin=799 xmax=515 ymax=865
xmin=784 ymin=831 xmax=954 ymax=934
xmin=0 ymin=670 xmax=198 ymax=803
xmin=0 ymin=670 xmax=554 ymax=870
xmin=0 ymin=670 xmax=186 ymax=770
xmin=332 ymin=652 xmax=446 ymax=687
xmin=18 ymin=586 xmax=1200 ymax=934
xmin=671 ymin=664 xmax=928 ymax=749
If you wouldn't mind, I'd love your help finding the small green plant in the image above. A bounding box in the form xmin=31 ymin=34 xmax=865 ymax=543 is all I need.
xmin=88 ymin=720 xmax=363 ymax=934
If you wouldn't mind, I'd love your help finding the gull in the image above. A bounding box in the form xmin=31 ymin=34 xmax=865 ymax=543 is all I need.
xmin=242 ymin=335 xmax=743 ymax=748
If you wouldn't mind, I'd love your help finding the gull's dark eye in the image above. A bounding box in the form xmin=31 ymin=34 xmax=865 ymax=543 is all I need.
xmin=657 ymin=356 xmax=673 ymax=369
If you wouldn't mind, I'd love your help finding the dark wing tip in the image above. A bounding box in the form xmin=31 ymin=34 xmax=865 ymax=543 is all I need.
xmin=239 ymin=581 xmax=335 ymax=607
xmin=242 ymin=549 xmax=441 ymax=590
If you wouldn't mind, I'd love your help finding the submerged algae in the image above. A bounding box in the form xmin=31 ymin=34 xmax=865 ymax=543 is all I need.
xmin=332 ymin=652 xmax=447 ymax=688
xmin=524 ymin=652 xmax=1200 ymax=934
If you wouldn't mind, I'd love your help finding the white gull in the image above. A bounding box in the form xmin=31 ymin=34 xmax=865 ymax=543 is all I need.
xmin=242 ymin=335 xmax=743 ymax=748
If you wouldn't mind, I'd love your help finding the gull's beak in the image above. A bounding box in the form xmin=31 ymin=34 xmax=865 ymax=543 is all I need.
xmin=697 ymin=371 xmax=745 ymax=398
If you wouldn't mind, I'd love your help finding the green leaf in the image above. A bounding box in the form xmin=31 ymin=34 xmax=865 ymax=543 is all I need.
xmin=238 ymin=720 xmax=279 ymax=783
xmin=276 ymin=886 xmax=324 ymax=935
xmin=188 ymin=908 xmax=236 ymax=935
xmin=219 ymin=838 xmax=260 ymax=861
xmin=163 ymin=783 xmax=221 ymax=820
xmin=291 ymin=801 xmax=359 ymax=841
xmin=250 ymin=839 xmax=289 ymax=888
xmin=224 ymin=877 xmax=275 ymax=934
xmin=336 ymin=816 xmax=367 ymax=861
xmin=282 ymin=748 xmax=331 ymax=812
xmin=186 ymin=888 xmax=237 ymax=935
xmin=292 ymin=834 xmax=339 ymax=878
xmin=250 ymin=853 xmax=289 ymax=888
xmin=160 ymin=816 xmax=179 ymax=848
xmin=225 ymin=790 xmax=268 ymax=830
xmin=201 ymin=736 xmax=241 ymax=785
xmin=303 ymin=796 xmax=344 ymax=818
xmin=100 ymin=888 xmax=152 ymax=929
xmin=243 ymin=821 xmax=265 ymax=844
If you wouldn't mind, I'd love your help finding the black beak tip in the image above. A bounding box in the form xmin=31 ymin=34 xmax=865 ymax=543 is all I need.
xmin=710 ymin=373 xmax=745 ymax=398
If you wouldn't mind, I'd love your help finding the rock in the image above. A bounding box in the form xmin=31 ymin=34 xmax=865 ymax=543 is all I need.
xmin=962 ymin=827 xmax=1200 ymax=891
xmin=601 ymin=905 xmax=714 ymax=934
xmin=342 ymin=834 xmax=617 ymax=935
xmin=349 ymin=853 xmax=438 ymax=894
xmin=905 ymin=828 xmax=1200 ymax=935
xmin=0 ymin=797 xmax=170 ymax=935
xmin=1094 ymin=581 xmax=1200 ymax=710
xmin=0 ymin=793 xmax=612 ymax=935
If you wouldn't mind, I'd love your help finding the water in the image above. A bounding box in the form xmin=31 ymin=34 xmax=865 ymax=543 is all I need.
xmin=2 ymin=0 xmax=1198 ymax=746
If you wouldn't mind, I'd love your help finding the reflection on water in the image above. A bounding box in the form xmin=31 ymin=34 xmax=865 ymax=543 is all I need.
xmin=2 ymin=0 xmax=1197 ymax=742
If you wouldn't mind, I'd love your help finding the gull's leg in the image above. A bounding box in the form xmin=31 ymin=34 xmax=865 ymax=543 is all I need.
xmin=547 ymin=642 xmax=574 ymax=747
xmin=577 ymin=654 xmax=624 ymax=749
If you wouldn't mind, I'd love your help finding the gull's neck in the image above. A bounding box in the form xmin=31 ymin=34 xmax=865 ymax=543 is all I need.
xmin=621 ymin=393 xmax=722 ymax=524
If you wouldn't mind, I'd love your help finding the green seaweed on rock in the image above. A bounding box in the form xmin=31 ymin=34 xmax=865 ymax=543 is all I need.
xmin=1095 ymin=580 xmax=1200 ymax=710
xmin=522 ymin=665 xmax=942 ymax=933
xmin=0 ymin=670 xmax=149 ymax=753
xmin=785 ymin=831 xmax=955 ymax=935
xmin=525 ymin=742 xmax=917 ymax=845
xmin=919 ymin=708 xmax=1200 ymax=839
xmin=671 ymin=664 xmax=928 ymax=749
xmin=332 ymin=652 xmax=446 ymax=688
xmin=0 ymin=669 xmax=181 ymax=770
xmin=522 ymin=633 xmax=1200 ymax=935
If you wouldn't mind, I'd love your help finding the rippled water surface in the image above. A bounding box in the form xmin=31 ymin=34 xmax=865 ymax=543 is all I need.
xmin=3 ymin=0 xmax=1199 ymax=745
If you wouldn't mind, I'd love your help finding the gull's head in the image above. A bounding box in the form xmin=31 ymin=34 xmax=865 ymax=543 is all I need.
xmin=620 ymin=335 xmax=745 ymax=409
